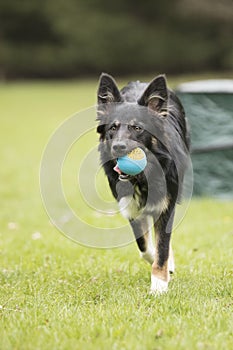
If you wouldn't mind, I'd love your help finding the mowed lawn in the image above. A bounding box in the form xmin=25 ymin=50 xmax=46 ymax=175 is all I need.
xmin=0 ymin=79 xmax=233 ymax=350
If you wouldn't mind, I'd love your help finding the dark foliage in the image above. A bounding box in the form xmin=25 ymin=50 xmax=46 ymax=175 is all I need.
xmin=0 ymin=0 xmax=232 ymax=79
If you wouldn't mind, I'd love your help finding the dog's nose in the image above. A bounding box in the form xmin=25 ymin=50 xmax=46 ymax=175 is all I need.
xmin=112 ymin=142 xmax=127 ymax=152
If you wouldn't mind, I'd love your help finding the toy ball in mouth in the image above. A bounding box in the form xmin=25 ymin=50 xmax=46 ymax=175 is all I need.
xmin=114 ymin=147 xmax=147 ymax=176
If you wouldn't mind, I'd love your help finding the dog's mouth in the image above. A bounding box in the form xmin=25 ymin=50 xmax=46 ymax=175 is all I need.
xmin=113 ymin=164 xmax=132 ymax=181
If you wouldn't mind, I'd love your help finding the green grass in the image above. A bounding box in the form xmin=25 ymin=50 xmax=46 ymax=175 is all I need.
xmin=0 ymin=78 xmax=233 ymax=350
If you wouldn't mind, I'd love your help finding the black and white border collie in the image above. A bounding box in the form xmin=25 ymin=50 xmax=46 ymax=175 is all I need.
xmin=96 ymin=73 xmax=190 ymax=294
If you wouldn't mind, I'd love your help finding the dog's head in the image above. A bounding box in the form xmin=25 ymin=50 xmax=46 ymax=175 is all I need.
xmin=96 ymin=73 xmax=168 ymax=159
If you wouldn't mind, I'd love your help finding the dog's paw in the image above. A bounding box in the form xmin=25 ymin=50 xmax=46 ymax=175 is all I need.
xmin=150 ymin=275 xmax=168 ymax=295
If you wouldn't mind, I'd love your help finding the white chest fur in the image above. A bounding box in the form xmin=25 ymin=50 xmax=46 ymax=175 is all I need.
xmin=118 ymin=191 xmax=169 ymax=221
xmin=118 ymin=195 xmax=141 ymax=220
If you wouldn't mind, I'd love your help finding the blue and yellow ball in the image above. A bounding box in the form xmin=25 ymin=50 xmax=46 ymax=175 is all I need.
xmin=117 ymin=147 xmax=147 ymax=176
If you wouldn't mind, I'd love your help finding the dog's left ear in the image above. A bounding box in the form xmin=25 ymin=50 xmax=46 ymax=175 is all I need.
xmin=138 ymin=75 xmax=168 ymax=114
xmin=97 ymin=73 xmax=123 ymax=104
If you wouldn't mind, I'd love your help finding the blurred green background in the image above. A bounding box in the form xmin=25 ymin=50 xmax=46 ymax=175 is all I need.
xmin=0 ymin=0 xmax=232 ymax=79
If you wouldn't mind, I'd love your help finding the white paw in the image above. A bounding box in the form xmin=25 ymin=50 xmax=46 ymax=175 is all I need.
xmin=150 ymin=275 xmax=168 ymax=295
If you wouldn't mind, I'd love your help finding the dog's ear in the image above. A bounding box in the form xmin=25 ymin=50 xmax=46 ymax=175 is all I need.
xmin=138 ymin=75 xmax=168 ymax=114
xmin=97 ymin=73 xmax=122 ymax=104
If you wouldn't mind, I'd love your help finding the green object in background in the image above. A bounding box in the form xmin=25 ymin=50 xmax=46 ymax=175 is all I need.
xmin=176 ymin=80 xmax=233 ymax=198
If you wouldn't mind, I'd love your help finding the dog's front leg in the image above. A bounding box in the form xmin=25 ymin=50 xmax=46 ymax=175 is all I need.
xmin=129 ymin=216 xmax=155 ymax=265
xmin=150 ymin=208 xmax=175 ymax=295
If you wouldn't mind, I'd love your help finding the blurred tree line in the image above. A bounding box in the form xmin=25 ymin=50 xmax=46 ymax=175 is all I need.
xmin=0 ymin=0 xmax=232 ymax=79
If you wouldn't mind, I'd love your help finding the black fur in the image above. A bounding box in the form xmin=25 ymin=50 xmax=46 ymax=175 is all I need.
xmin=96 ymin=73 xmax=190 ymax=284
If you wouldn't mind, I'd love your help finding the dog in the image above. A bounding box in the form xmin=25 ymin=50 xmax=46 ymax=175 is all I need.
xmin=96 ymin=73 xmax=190 ymax=294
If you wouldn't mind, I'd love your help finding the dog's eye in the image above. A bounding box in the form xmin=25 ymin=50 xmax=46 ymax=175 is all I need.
xmin=133 ymin=125 xmax=142 ymax=132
